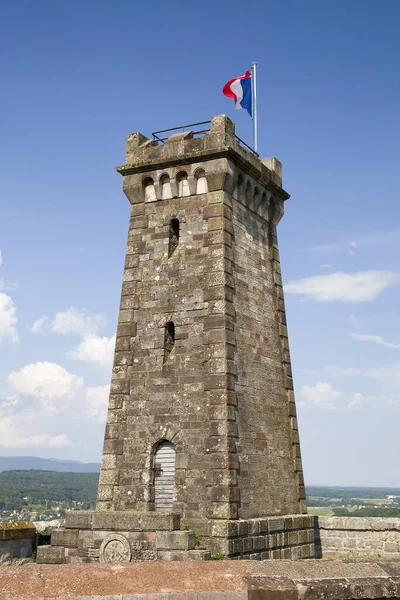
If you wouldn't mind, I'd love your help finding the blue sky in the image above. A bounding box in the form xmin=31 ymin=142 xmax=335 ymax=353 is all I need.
xmin=0 ymin=0 xmax=399 ymax=486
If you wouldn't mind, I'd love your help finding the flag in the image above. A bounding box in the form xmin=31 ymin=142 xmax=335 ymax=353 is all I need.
xmin=222 ymin=70 xmax=252 ymax=117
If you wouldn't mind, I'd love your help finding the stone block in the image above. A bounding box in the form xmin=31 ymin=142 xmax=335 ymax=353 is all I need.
xmin=36 ymin=545 xmax=65 ymax=564
xmin=268 ymin=517 xmax=285 ymax=533
xmin=384 ymin=541 xmax=399 ymax=553
xmin=253 ymin=536 xmax=266 ymax=551
xmin=297 ymin=530 xmax=309 ymax=544
xmin=238 ymin=520 xmax=249 ymax=536
xmin=243 ymin=537 xmax=253 ymax=553
xmin=288 ymin=530 xmax=298 ymax=545
xmin=247 ymin=520 xmax=260 ymax=535
xmin=211 ymin=521 xmax=238 ymax=538
xmin=258 ymin=519 xmax=269 ymax=534
xmin=92 ymin=511 xmax=180 ymax=532
xmin=156 ymin=531 xmax=195 ymax=550
xmin=65 ymin=511 xmax=94 ymax=530
xmin=0 ymin=523 xmax=36 ymax=541
xmin=232 ymin=538 xmax=243 ymax=555
xmin=51 ymin=529 xmax=79 ymax=548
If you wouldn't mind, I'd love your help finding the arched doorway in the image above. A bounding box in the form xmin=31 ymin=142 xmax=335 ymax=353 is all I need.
xmin=154 ymin=440 xmax=176 ymax=510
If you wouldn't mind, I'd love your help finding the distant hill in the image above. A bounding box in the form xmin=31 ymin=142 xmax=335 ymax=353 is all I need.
xmin=0 ymin=456 xmax=100 ymax=473
xmin=0 ymin=470 xmax=99 ymax=510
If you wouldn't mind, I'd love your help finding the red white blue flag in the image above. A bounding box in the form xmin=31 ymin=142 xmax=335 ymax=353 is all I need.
xmin=222 ymin=70 xmax=252 ymax=117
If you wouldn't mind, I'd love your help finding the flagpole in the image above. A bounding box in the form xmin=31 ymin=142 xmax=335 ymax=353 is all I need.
xmin=251 ymin=61 xmax=258 ymax=153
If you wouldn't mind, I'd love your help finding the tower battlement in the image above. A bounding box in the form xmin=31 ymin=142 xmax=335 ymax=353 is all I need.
xmin=117 ymin=115 xmax=287 ymax=223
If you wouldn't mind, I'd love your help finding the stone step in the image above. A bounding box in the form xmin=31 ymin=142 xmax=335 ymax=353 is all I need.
xmin=36 ymin=545 xmax=65 ymax=564
xmin=156 ymin=530 xmax=195 ymax=550
xmin=51 ymin=528 xmax=79 ymax=548
xmin=157 ymin=549 xmax=211 ymax=560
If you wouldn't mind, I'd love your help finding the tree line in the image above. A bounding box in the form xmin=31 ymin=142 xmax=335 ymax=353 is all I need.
xmin=0 ymin=470 xmax=99 ymax=510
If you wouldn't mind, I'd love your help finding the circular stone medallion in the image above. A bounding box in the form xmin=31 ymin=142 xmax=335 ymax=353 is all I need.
xmin=100 ymin=533 xmax=131 ymax=563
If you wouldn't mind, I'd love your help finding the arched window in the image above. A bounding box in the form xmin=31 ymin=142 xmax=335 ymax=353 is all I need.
xmin=234 ymin=174 xmax=244 ymax=200
xmin=176 ymin=171 xmax=190 ymax=197
xmin=153 ymin=440 xmax=176 ymax=510
xmin=168 ymin=218 xmax=179 ymax=257
xmin=143 ymin=177 xmax=156 ymax=202
xmin=195 ymin=169 xmax=208 ymax=194
xmin=160 ymin=174 xmax=172 ymax=200
xmin=245 ymin=181 xmax=252 ymax=206
xmin=164 ymin=321 xmax=175 ymax=362
xmin=253 ymin=187 xmax=261 ymax=212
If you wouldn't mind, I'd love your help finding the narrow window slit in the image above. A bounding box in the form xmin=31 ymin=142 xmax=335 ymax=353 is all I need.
xmin=168 ymin=218 xmax=179 ymax=257
xmin=164 ymin=321 xmax=175 ymax=362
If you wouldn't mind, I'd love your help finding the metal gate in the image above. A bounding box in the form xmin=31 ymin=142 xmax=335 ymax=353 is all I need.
xmin=154 ymin=441 xmax=176 ymax=510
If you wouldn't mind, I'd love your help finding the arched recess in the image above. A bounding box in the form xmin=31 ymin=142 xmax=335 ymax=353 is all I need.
xmin=253 ymin=187 xmax=261 ymax=212
xmin=234 ymin=174 xmax=243 ymax=200
xmin=195 ymin=169 xmax=208 ymax=194
xmin=143 ymin=177 xmax=156 ymax=202
xmin=160 ymin=174 xmax=172 ymax=200
xmin=152 ymin=440 xmax=176 ymax=510
xmin=176 ymin=171 xmax=190 ymax=197
xmin=245 ymin=181 xmax=252 ymax=206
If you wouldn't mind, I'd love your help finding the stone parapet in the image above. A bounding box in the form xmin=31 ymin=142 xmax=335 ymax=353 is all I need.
xmin=317 ymin=516 xmax=400 ymax=559
xmin=0 ymin=522 xmax=36 ymax=561
xmin=118 ymin=115 xmax=287 ymax=193
xmin=207 ymin=514 xmax=315 ymax=559
xmin=2 ymin=560 xmax=400 ymax=600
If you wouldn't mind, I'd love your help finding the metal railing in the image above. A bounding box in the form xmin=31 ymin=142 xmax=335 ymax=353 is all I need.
xmin=152 ymin=121 xmax=211 ymax=144
xmin=151 ymin=120 xmax=259 ymax=157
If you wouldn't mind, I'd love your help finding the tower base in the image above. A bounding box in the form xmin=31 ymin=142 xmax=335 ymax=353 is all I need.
xmin=36 ymin=511 xmax=315 ymax=563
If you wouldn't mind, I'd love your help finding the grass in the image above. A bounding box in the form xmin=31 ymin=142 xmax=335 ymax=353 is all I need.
xmin=307 ymin=507 xmax=335 ymax=516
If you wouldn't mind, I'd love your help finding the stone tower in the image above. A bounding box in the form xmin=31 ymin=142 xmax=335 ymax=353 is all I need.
xmin=38 ymin=116 xmax=314 ymax=564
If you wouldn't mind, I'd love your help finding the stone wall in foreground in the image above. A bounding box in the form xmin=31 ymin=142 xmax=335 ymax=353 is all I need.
xmin=0 ymin=522 xmax=36 ymax=560
xmin=317 ymin=516 xmax=400 ymax=559
xmin=37 ymin=512 xmax=316 ymax=563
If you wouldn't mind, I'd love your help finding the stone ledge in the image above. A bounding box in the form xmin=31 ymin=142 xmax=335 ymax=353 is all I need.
xmin=318 ymin=516 xmax=400 ymax=532
xmin=1 ymin=560 xmax=400 ymax=599
xmin=0 ymin=522 xmax=36 ymax=540
xmin=65 ymin=511 xmax=181 ymax=532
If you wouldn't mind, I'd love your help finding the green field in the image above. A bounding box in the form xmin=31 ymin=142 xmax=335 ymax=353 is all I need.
xmin=307 ymin=507 xmax=334 ymax=516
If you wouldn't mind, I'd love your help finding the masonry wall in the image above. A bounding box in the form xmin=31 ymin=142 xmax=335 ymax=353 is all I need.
xmin=99 ymin=188 xmax=220 ymax=518
xmin=317 ymin=516 xmax=400 ymax=559
xmin=230 ymin=195 xmax=302 ymax=519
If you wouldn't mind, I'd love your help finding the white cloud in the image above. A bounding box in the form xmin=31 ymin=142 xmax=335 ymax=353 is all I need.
xmin=310 ymin=229 xmax=400 ymax=252
xmin=285 ymin=270 xmax=397 ymax=302
xmin=347 ymin=392 xmax=363 ymax=410
xmin=8 ymin=361 xmax=84 ymax=412
xmin=30 ymin=315 xmax=49 ymax=333
xmin=0 ymin=292 xmax=18 ymax=344
xmin=1 ymin=395 xmax=19 ymax=409
xmin=85 ymin=384 xmax=110 ymax=421
xmin=350 ymin=333 xmax=400 ymax=349
xmin=320 ymin=264 xmax=332 ymax=269
xmin=0 ymin=249 xmax=3 ymax=266
xmin=319 ymin=363 xmax=400 ymax=404
xmin=326 ymin=363 xmax=400 ymax=382
xmin=30 ymin=307 xmax=114 ymax=370
xmin=0 ymin=413 xmax=73 ymax=448
xmin=31 ymin=306 xmax=106 ymax=337
xmin=68 ymin=334 xmax=116 ymax=369
xmin=301 ymin=381 xmax=343 ymax=409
